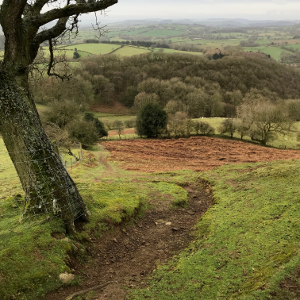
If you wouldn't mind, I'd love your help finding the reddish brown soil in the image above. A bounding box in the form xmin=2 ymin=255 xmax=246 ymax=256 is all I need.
xmin=43 ymin=182 xmax=213 ymax=300
xmin=103 ymin=136 xmax=300 ymax=172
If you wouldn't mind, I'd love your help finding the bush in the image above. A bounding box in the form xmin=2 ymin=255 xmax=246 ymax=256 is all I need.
xmin=67 ymin=119 xmax=99 ymax=148
xmin=136 ymin=103 xmax=167 ymax=138
xmin=83 ymin=113 xmax=108 ymax=138
xmin=195 ymin=121 xmax=215 ymax=135
xmin=219 ymin=119 xmax=236 ymax=138
xmin=167 ymin=111 xmax=188 ymax=137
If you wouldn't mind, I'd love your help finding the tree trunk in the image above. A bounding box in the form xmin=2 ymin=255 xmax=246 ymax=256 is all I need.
xmin=0 ymin=69 xmax=88 ymax=234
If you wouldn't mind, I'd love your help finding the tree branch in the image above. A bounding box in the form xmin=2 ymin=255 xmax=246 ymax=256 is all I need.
xmin=31 ymin=0 xmax=50 ymax=14
xmin=31 ymin=16 xmax=69 ymax=59
xmin=30 ymin=0 xmax=118 ymax=27
xmin=47 ymin=37 xmax=72 ymax=81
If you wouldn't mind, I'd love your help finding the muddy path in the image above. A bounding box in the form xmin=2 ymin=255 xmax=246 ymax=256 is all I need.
xmin=44 ymin=181 xmax=213 ymax=300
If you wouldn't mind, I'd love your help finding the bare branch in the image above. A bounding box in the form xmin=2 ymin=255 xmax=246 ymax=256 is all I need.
xmin=92 ymin=12 xmax=108 ymax=40
xmin=47 ymin=38 xmax=71 ymax=81
xmin=29 ymin=0 xmax=118 ymax=27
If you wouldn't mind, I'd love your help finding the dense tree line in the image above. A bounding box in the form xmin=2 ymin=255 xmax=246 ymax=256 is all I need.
xmin=34 ymin=51 xmax=300 ymax=119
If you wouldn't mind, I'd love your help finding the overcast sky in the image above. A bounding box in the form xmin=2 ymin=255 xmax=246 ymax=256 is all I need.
xmin=85 ymin=0 xmax=300 ymax=23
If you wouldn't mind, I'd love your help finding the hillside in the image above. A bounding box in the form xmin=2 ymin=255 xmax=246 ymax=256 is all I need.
xmin=1 ymin=136 xmax=300 ymax=299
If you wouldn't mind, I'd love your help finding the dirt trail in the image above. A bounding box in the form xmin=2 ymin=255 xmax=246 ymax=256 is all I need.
xmin=44 ymin=181 xmax=213 ymax=300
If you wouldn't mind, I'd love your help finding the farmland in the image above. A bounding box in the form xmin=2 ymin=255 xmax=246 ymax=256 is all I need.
xmin=52 ymin=20 xmax=300 ymax=64
xmin=3 ymin=20 xmax=300 ymax=63
xmin=103 ymin=136 xmax=300 ymax=172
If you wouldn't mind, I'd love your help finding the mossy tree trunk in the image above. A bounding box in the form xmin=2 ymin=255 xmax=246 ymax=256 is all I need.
xmin=0 ymin=69 xmax=88 ymax=233
xmin=0 ymin=0 xmax=118 ymax=233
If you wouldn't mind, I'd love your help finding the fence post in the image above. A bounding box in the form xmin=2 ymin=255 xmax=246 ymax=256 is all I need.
xmin=80 ymin=143 xmax=83 ymax=159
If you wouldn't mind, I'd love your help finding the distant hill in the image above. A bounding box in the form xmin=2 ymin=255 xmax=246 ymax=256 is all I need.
xmin=109 ymin=18 xmax=300 ymax=28
xmin=198 ymin=18 xmax=300 ymax=28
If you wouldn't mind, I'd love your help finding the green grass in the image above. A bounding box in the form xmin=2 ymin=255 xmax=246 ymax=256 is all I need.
xmin=0 ymin=139 xmax=22 ymax=198
xmin=2 ymin=131 xmax=300 ymax=299
xmin=243 ymin=46 xmax=293 ymax=61
xmin=287 ymin=44 xmax=300 ymax=51
xmin=130 ymin=159 xmax=300 ymax=299
xmin=157 ymin=48 xmax=203 ymax=56
xmin=193 ymin=118 xmax=300 ymax=149
xmin=113 ymin=46 xmax=151 ymax=56
xmin=61 ymin=43 xmax=120 ymax=55
xmin=190 ymin=39 xmax=241 ymax=47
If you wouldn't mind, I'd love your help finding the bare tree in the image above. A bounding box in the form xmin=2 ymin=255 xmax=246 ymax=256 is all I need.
xmin=237 ymin=97 xmax=291 ymax=145
xmin=0 ymin=0 xmax=118 ymax=234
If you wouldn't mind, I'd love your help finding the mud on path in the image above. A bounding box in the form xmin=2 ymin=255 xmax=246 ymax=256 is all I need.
xmin=103 ymin=136 xmax=300 ymax=172
xmin=44 ymin=182 xmax=213 ymax=300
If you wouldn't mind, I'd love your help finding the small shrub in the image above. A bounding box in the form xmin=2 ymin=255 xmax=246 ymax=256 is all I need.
xmin=113 ymin=120 xmax=125 ymax=139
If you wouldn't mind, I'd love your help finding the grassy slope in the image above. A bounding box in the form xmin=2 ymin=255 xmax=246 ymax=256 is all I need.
xmin=130 ymin=159 xmax=300 ymax=299
xmin=2 ymin=133 xmax=300 ymax=299
xmin=0 ymin=141 xmax=190 ymax=299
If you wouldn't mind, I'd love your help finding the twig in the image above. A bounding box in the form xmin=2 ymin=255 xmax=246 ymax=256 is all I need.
xmin=65 ymin=281 xmax=118 ymax=300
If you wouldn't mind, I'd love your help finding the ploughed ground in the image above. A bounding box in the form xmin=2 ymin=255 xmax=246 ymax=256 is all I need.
xmin=44 ymin=136 xmax=300 ymax=299
xmin=103 ymin=136 xmax=300 ymax=172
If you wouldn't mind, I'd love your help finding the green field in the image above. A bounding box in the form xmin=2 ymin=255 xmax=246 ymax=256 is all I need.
xmin=157 ymin=48 xmax=203 ymax=55
xmin=30 ymin=22 xmax=300 ymax=65
xmin=190 ymin=38 xmax=241 ymax=47
xmin=194 ymin=118 xmax=300 ymax=149
xmin=113 ymin=45 xmax=151 ymax=56
xmin=61 ymin=43 xmax=120 ymax=55
xmin=288 ymin=44 xmax=300 ymax=51
xmin=40 ymin=47 xmax=92 ymax=59
xmin=243 ymin=46 xmax=292 ymax=61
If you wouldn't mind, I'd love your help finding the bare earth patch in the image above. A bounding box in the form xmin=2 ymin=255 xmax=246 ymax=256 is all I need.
xmin=103 ymin=136 xmax=300 ymax=172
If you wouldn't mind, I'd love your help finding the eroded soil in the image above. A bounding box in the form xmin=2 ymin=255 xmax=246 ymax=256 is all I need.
xmin=103 ymin=136 xmax=300 ymax=172
xmin=44 ymin=182 xmax=213 ymax=300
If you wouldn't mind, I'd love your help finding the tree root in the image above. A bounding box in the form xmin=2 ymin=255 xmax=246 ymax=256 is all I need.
xmin=65 ymin=281 xmax=118 ymax=300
